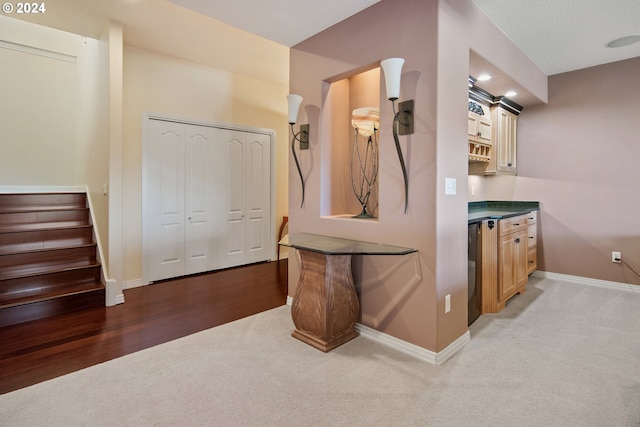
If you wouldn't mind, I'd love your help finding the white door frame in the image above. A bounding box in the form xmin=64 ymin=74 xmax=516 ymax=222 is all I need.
xmin=142 ymin=112 xmax=276 ymax=285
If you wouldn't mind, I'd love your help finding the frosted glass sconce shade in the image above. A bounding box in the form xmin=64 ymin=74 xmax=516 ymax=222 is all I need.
xmin=287 ymin=94 xmax=303 ymax=124
xmin=351 ymin=107 xmax=380 ymax=137
xmin=380 ymin=58 xmax=405 ymax=101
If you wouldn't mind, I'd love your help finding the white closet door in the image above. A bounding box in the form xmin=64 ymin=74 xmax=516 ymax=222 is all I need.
xmin=217 ymin=129 xmax=272 ymax=268
xmin=218 ymin=129 xmax=247 ymax=268
xmin=245 ymin=133 xmax=271 ymax=264
xmin=148 ymin=119 xmax=186 ymax=281
xmin=145 ymin=117 xmax=273 ymax=282
xmin=184 ymin=125 xmax=220 ymax=275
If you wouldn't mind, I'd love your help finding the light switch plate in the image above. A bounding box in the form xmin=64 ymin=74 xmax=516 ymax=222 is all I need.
xmin=445 ymin=178 xmax=456 ymax=195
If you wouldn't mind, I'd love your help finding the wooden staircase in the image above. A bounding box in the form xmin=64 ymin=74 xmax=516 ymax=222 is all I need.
xmin=0 ymin=192 xmax=105 ymax=327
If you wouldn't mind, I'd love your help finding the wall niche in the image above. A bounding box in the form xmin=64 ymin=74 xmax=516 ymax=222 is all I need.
xmin=321 ymin=66 xmax=381 ymax=220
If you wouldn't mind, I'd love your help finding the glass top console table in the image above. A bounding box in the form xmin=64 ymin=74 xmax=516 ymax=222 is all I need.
xmin=279 ymin=233 xmax=417 ymax=352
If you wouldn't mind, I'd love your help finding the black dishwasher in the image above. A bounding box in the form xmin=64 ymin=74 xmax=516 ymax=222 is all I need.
xmin=468 ymin=222 xmax=483 ymax=325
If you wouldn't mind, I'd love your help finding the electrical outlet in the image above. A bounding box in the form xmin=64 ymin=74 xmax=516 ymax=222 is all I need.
xmin=445 ymin=294 xmax=451 ymax=313
xmin=612 ymin=251 xmax=621 ymax=263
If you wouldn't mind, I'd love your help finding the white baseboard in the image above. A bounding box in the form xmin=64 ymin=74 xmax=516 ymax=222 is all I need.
xmin=357 ymin=323 xmax=470 ymax=365
xmin=114 ymin=293 xmax=125 ymax=305
xmin=122 ymin=279 xmax=145 ymax=290
xmin=532 ymin=270 xmax=640 ymax=293
xmin=284 ymin=296 xmax=469 ymax=365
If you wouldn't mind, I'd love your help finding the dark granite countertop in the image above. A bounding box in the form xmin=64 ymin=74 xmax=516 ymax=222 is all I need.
xmin=468 ymin=201 xmax=539 ymax=223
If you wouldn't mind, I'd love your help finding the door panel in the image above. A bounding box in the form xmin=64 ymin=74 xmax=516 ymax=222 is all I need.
xmin=148 ymin=120 xmax=186 ymax=281
xmin=185 ymin=125 xmax=218 ymax=275
xmin=217 ymin=130 xmax=246 ymax=268
xmin=245 ymin=134 xmax=271 ymax=263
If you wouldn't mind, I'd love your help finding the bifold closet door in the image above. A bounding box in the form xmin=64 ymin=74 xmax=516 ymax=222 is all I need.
xmin=217 ymin=128 xmax=272 ymax=269
xmin=184 ymin=124 xmax=221 ymax=275
xmin=147 ymin=119 xmax=220 ymax=282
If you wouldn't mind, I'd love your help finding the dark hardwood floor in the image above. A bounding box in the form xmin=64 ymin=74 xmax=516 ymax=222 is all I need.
xmin=0 ymin=259 xmax=288 ymax=395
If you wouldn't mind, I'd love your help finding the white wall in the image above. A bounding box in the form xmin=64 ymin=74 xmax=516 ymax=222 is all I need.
xmin=121 ymin=45 xmax=289 ymax=283
xmin=0 ymin=16 xmax=80 ymax=185
xmin=76 ymin=32 xmax=111 ymax=263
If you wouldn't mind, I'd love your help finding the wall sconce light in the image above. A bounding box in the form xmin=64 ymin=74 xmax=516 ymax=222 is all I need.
xmin=380 ymin=57 xmax=414 ymax=214
xmin=287 ymin=94 xmax=309 ymax=208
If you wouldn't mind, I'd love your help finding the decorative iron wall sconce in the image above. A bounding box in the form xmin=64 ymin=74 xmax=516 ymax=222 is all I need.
xmin=287 ymin=94 xmax=309 ymax=208
xmin=380 ymin=58 xmax=414 ymax=214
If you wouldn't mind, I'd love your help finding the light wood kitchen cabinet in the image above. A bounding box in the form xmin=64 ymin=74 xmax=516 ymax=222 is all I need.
xmin=497 ymin=214 xmax=528 ymax=303
xmin=487 ymin=106 xmax=517 ymax=175
xmin=477 ymin=206 xmax=539 ymax=315
xmin=468 ymin=111 xmax=492 ymax=162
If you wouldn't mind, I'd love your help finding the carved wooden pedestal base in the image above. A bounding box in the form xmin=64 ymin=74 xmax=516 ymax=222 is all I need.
xmin=290 ymin=249 xmax=360 ymax=352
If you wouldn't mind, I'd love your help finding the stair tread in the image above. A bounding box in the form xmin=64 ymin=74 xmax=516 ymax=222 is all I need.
xmin=0 ymin=282 xmax=105 ymax=309
xmin=0 ymin=222 xmax=91 ymax=233
xmin=0 ymin=205 xmax=87 ymax=213
xmin=0 ymin=239 xmax=94 ymax=255
xmin=0 ymin=261 xmax=101 ymax=282
xmin=0 ymin=241 xmax=96 ymax=256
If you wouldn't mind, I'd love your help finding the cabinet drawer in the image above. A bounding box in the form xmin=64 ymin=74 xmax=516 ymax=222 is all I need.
xmin=527 ymin=248 xmax=537 ymax=274
xmin=527 ymin=224 xmax=537 ymax=248
xmin=526 ymin=210 xmax=537 ymax=225
xmin=499 ymin=214 xmax=528 ymax=237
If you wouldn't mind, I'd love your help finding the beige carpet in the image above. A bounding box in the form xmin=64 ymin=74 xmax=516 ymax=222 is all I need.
xmin=1 ymin=276 xmax=639 ymax=426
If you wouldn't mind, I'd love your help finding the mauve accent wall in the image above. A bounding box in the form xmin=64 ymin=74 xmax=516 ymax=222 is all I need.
xmin=289 ymin=0 xmax=443 ymax=351
xmin=288 ymin=0 xmax=548 ymax=354
xmin=485 ymin=57 xmax=640 ymax=285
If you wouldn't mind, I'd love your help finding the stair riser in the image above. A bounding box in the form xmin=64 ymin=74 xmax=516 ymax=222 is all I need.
xmin=0 ymin=288 xmax=105 ymax=328
xmin=0 ymin=193 xmax=86 ymax=210
xmin=0 ymin=227 xmax=93 ymax=254
xmin=1 ymin=266 xmax=101 ymax=299
xmin=0 ymin=209 xmax=89 ymax=226
xmin=0 ymin=246 xmax=97 ymax=279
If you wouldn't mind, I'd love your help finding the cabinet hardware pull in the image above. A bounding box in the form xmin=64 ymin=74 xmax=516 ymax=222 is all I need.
xmin=529 ymin=236 xmax=534 ymax=239
xmin=514 ymin=223 xmax=520 ymax=226
xmin=515 ymin=237 xmax=520 ymax=243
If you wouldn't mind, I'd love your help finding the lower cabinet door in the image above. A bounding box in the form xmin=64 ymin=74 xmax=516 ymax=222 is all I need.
xmin=498 ymin=229 xmax=528 ymax=301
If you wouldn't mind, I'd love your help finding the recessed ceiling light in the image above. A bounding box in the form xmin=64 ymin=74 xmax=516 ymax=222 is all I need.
xmin=505 ymin=91 xmax=517 ymax=97
xmin=606 ymin=35 xmax=640 ymax=48
xmin=477 ymin=74 xmax=492 ymax=81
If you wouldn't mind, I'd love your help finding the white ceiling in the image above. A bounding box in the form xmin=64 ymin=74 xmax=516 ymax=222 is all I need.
xmin=472 ymin=0 xmax=640 ymax=76
xmin=5 ymin=0 xmax=640 ymax=106
xmin=166 ymin=0 xmax=640 ymax=75
xmin=167 ymin=0 xmax=381 ymax=47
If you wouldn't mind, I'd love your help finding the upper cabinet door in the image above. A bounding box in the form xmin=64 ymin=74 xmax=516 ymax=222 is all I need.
xmin=495 ymin=107 xmax=517 ymax=174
